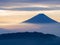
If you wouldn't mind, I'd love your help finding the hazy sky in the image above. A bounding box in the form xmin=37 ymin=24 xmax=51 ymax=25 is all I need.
xmin=0 ymin=0 xmax=60 ymax=36
xmin=0 ymin=0 xmax=60 ymax=26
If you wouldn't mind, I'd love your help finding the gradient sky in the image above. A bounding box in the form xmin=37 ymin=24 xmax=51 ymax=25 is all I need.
xmin=0 ymin=0 xmax=60 ymax=26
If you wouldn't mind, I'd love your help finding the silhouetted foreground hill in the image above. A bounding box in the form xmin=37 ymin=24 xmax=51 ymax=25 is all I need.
xmin=0 ymin=32 xmax=58 ymax=40
xmin=0 ymin=32 xmax=60 ymax=45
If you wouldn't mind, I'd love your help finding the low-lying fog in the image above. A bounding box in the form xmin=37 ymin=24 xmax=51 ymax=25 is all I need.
xmin=0 ymin=23 xmax=60 ymax=36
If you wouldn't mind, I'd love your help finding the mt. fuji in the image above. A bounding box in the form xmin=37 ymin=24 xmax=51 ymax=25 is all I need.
xmin=23 ymin=14 xmax=58 ymax=24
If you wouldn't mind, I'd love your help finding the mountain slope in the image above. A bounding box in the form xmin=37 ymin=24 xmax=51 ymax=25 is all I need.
xmin=23 ymin=14 xmax=58 ymax=24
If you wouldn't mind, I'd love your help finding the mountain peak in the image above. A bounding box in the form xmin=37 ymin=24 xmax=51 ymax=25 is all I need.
xmin=35 ymin=13 xmax=48 ymax=17
xmin=23 ymin=13 xmax=58 ymax=24
xmin=38 ymin=13 xmax=45 ymax=15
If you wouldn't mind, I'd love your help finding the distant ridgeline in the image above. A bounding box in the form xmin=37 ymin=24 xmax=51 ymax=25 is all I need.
xmin=0 ymin=32 xmax=59 ymax=40
xmin=23 ymin=14 xmax=58 ymax=24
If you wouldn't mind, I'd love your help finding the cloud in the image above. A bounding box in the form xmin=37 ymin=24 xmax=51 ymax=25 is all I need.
xmin=0 ymin=7 xmax=60 ymax=11
xmin=0 ymin=0 xmax=60 ymax=4
xmin=0 ymin=23 xmax=60 ymax=36
xmin=0 ymin=0 xmax=60 ymax=6
xmin=0 ymin=0 xmax=60 ymax=11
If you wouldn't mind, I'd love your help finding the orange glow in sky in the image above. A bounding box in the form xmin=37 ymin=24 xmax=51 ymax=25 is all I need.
xmin=0 ymin=10 xmax=60 ymax=26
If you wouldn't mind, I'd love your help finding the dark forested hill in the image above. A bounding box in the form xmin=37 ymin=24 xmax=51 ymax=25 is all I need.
xmin=0 ymin=32 xmax=58 ymax=39
xmin=0 ymin=32 xmax=60 ymax=45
